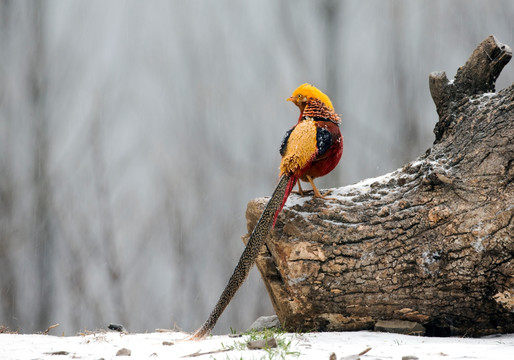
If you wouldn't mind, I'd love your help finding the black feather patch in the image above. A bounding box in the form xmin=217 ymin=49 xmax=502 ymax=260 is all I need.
xmin=279 ymin=128 xmax=294 ymax=156
xmin=316 ymin=126 xmax=332 ymax=157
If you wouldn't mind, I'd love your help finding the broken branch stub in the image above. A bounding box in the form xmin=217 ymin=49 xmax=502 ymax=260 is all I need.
xmin=429 ymin=35 xmax=512 ymax=142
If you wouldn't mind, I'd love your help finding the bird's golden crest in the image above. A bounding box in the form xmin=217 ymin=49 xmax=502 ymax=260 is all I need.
xmin=289 ymin=83 xmax=334 ymax=111
xmin=279 ymin=120 xmax=318 ymax=176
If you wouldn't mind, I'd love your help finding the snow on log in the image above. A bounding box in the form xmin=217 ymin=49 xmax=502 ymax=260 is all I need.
xmin=244 ymin=35 xmax=514 ymax=337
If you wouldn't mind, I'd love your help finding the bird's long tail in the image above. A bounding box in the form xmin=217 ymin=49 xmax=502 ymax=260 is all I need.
xmin=272 ymin=175 xmax=297 ymax=228
xmin=185 ymin=174 xmax=295 ymax=340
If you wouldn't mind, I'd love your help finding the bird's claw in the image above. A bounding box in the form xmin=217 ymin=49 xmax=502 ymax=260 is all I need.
xmin=313 ymin=189 xmax=335 ymax=200
xmin=294 ymin=188 xmax=334 ymax=200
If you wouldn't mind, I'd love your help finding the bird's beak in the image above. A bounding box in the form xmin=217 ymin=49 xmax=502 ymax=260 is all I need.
xmin=287 ymin=96 xmax=295 ymax=102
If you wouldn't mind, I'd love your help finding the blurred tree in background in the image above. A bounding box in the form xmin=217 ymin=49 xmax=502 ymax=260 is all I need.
xmin=0 ymin=0 xmax=513 ymax=334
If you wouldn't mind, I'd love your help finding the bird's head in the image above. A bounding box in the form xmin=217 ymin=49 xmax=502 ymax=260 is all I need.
xmin=287 ymin=83 xmax=334 ymax=112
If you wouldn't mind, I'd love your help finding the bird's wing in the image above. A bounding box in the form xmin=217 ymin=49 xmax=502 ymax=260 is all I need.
xmin=314 ymin=125 xmax=333 ymax=159
xmin=279 ymin=127 xmax=294 ymax=157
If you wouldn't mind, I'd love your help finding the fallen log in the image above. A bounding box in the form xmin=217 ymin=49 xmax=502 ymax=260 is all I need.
xmin=244 ymin=35 xmax=514 ymax=337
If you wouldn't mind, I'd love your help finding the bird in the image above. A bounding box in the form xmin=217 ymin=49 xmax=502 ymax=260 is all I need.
xmin=185 ymin=83 xmax=343 ymax=340
xmin=277 ymin=83 xmax=343 ymax=210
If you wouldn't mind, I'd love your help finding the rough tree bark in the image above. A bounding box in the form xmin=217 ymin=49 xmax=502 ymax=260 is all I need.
xmin=244 ymin=35 xmax=514 ymax=337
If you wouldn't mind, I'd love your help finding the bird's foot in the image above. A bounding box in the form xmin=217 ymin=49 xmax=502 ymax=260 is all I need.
xmin=313 ymin=189 xmax=336 ymax=200
xmin=293 ymin=188 xmax=334 ymax=199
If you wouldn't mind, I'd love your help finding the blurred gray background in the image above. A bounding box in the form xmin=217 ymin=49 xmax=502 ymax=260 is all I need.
xmin=1 ymin=0 xmax=513 ymax=335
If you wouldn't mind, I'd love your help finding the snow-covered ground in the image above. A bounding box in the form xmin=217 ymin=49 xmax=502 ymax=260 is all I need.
xmin=0 ymin=330 xmax=512 ymax=360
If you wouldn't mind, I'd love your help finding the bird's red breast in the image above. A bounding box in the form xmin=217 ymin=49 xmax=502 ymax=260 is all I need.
xmin=301 ymin=120 xmax=343 ymax=181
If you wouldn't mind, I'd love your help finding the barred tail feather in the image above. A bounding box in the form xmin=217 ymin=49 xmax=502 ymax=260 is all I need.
xmin=185 ymin=174 xmax=291 ymax=341
xmin=272 ymin=175 xmax=297 ymax=228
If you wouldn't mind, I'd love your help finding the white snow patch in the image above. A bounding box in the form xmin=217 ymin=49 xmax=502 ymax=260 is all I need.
xmin=288 ymin=275 xmax=308 ymax=285
xmin=341 ymin=169 xmax=399 ymax=192
xmin=315 ymin=168 xmax=402 ymax=205
xmin=322 ymin=219 xmax=345 ymax=226
xmin=422 ymin=251 xmax=440 ymax=265
xmin=0 ymin=330 xmax=513 ymax=360
xmin=262 ymin=157 xmax=440 ymax=217
xmin=421 ymin=251 xmax=441 ymax=275
xmin=473 ymin=237 xmax=485 ymax=252
xmin=361 ymin=251 xmax=375 ymax=261
xmin=286 ymin=193 xmax=314 ymax=207
xmin=470 ymin=223 xmax=487 ymax=252
xmin=473 ymin=91 xmax=497 ymax=110
xmin=284 ymin=168 xmax=405 ymax=209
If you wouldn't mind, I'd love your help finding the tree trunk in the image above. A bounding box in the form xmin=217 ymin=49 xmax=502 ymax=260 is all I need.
xmin=244 ymin=35 xmax=514 ymax=337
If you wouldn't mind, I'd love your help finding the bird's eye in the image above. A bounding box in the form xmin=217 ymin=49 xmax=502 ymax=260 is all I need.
xmin=297 ymin=94 xmax=303 ymax=99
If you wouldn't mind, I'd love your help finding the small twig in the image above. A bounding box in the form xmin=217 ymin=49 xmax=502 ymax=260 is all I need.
xmin=181 ymin=348 xmax=231 ymax=358
xmin=156 ymin=322 xmax=183 ymax=333
xmin=45 ymin=351 xmax=69 ymax=356
xmin=155 ymin=328 xmax=175 ymax=333
xmin=43 ymin=323 xmax=60 ymax=335
xmin=359 ymin=347 xmax=372 ymax=356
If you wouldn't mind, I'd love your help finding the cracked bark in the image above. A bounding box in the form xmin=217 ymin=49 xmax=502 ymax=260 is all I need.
xmin=244 ymin=35 xmax=514 ymax=336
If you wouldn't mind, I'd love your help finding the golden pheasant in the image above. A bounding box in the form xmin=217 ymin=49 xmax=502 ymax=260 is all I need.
xmin=186 ymin=84 xmax=343 ymax=340
xmin=274 ymin=83 xmax=343 ymax=224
